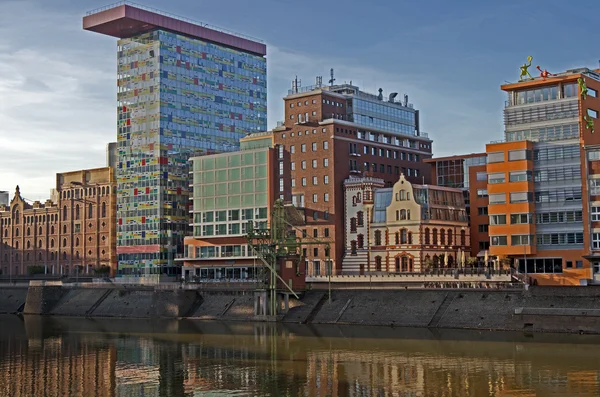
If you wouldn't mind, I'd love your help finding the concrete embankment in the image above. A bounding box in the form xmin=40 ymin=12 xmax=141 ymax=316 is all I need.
xmin=4 ymin=284 xmax=600 ymax=334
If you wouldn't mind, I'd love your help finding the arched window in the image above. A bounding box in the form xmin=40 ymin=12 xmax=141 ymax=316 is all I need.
xmin=400 ymin=210 xmax=406 ymax=220
xmin=395 ymin=257 xmax=400 ymax=272
xmin=38 ymin=240 xmax=42 ymax=248
xmin=395 ymin=232 xmax=400 ymax=245
xmin=15 ymin=229 xmax=19 ymax=237
xmin=461 ymin=230 xmax=466 ymax=246
xmin=63 ymin=252 xmax=67 ymax=261
xmin=14 ymin=210 xmax=20 ymax=224
xmin=75 ymin=252 xmax=80 ymax=259
xmin=50 ymin=239 xmax=55 ymax=248
xmin=357 ymin=192 xmax=361 ymax=202
xmin=51 ymin=225 xmax=54 ymax=234
xmin=407 ymin=210 xmax=411 ymax=220
xmin=408 ymin=232 xmax=413 ymax=244
xmin=447 ymin=229 xmax=453 ymax=246
xmin=75 ymin=238 xmax=79 ymax=247
xmin=425 ymin=228 xmax=430 ymax=244
xmin=51 ymin=252 xmax=55 ymax=261
xmin=63 ymin=205 xmax=68 ymax=220
xmin=75 ymin=205 xmax=80 ymax=220
xmin=26 ymin=228 xmax=30 ymax=236
xmin=357 ymin=234 xmax=364 ymax=248
xmin=352 ymin=196 xmax=356 ymax=207
xmin=15 ymin=241 xmax=19 ymax=249
xmin=375 ymin=256 xmax=382 ymax=271
xmin=433 ymin=228 xmax=438 ymax=245
xmin=374 ymin=230 xmax=382 ymax=246
xmin=88 ymin=203 xmax=93 ymax=218
xmin=440 ymin=230 xmax=446 ymax=245
xmin=39 ymin=226 xmax=42 ymax=235
xmin=400 ymin=229 xmax=408 ymax=244
xmin=63 ymin=238 xmax=67 ymax=247
xmin=101 ymin=202 xmax=107 ymax=218
xmin=38 ymin=253 xmax=42 ymax=261
xmin=395 ymin=210 xmax=399 ymax=221
xmin=106 ymin=187 xmax=110 ymax=194
xmin=63 ymin=225 xmax=67 ymax=234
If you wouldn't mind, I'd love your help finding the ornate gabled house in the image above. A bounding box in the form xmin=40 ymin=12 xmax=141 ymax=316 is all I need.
xmin=342 ymin=174 xmax=470 ymax=274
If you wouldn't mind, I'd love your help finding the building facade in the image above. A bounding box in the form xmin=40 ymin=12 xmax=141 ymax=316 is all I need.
xmin=272 ymin=79 xmax=433 ymax=275
xmin=342 ymin=175 xmax=469 ymax=274
xmin=487 ymin=67 xmax=600 ymax=285
xmin=425 ymin=153 xmax=490 ymax=258
xmin=180 ymin=132 xmax=276 ymax=281
xmin=84 ymin=3 xmax=267 ymax=276
xmin=0 ymin=167 xmax=117 ymax=277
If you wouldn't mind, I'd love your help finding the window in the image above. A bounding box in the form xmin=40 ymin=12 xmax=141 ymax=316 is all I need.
xmin=313 ymin=194 xmax=318 ymax=203
xmin=425 ymin=228 xmax=430 ymax=244
xmin=88 ymin=203 xmax=93 ymax=218
xmin=508 ymin=149 xmax=531 ymax=161
xmin=588 ymin=109 xmax=599 ymax=119
xmin=323 ymin=141 xmax=329 ymax=150
xmin=487 ymin=152 xmax=505 ymax=163
xmin=432 ymin=229 xmax=438 ymax=244
xmin=374 ymin=230 xmax=382 ymax=245
xmin=101 ymin=202 xmax=106 ymax=218
xmin=490 ymin=215 xmax=507 ymax=225
xmin=489 ymin=193 xmax=506 ymax=204
xmin=576 ymin=260 xmax=583 ymax=269
xmin=278 ymin=145 xmax=284 ymax=159
xmin=477 ymin=189 xmax=488 ymax=198
xmin=324 ymin=158 xmax=329 ymax=167
xmin=476 ymin=172 xmax=488 ymax=181
xmin=302 ymin=177 xmax=306 ymax=186
xmin=509 ymin=171 xmax=532 ymax=182
xmin=312 ymin=176 xmax=318 ymax=185
xmin=511 ymin=213 xmax=532 ymax=224
xmin=488 ymin=173 xmax=505 ymax=184
xmin=75 ymin=205 xmax=80 ymax=220
xmin=324 ymin=193 xmax=329 ymax=202
xmin=279 ymin=162 xmax=284 ymax=174
xmin=478 ymin=224 xmax=489 ymax=233
xmin=291 ymin=162 xmax=295 ymax=171
xmin=63 ymin=205 xmax=67 ymax=220
xmin=312 ymin=142 xmax=317 ymax=152
xmin=312 ymin=159 xmax=317 ymax=168
xmin=536 ymin=232 xmax=584 ymax=245
xmin=301 ymin=160 xmax=306 ymax=170
xmin=478 ymin=207 xmax=488 ymax=216
xmin=279 ymin=179 xmax=284 ymax=192
xmin=510 ymin=192 xmax=532 ymax=203
xmin=324 ymin=175 xmax=329 ymax=185
xmin=290 ymin=145 xmax=295 ymax=154
xmin=511 ymin=235 xmax=531 ymax=246
xmin=592 ymin=207 xmax=600 ymax=221
xmin=301 ymin=144 xmax=306 ymax=153
xmin=491 ymin=236 xmax=507 ymax=246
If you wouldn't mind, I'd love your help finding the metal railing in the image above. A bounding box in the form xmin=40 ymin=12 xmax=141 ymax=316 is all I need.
xmin=85 ymin=1 xmax=264 ymax=43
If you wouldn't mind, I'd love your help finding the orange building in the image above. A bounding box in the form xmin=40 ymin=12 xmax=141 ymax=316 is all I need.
xmin=487 ymin=66 xmax=600 ymax=285
xmin=425 ymin=153 xmax=489 ymax=258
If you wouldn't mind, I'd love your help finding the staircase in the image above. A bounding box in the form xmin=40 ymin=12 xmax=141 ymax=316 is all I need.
xmin=341 ymin=249 xmax=368 ymax=274
xmin=428 ymin=292 xmax=457 ymax=328
xmin=85 ymin=289 xmax=113 ymax=317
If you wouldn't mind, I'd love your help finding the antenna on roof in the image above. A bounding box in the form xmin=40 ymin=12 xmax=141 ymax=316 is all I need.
xmin=292 ymin=76 xmax=300 ymax=93
xmin=377 ymin=88 xmax=383 ymax=100
xmin=329 ymin=68 xmax=335 ymax=86
xmin=316 ymin=76 xmax=322 ymax=87
xmin=403 ymin=94 xmax=408 ymax=107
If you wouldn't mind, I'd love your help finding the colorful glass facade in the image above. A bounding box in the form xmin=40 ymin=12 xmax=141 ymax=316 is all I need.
xmin=116 ymin=29 xmax=267 ymax=274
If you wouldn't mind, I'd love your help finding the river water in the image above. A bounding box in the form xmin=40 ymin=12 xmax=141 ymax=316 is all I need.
xmin=1 ymin=315 xmax=600 ymax=397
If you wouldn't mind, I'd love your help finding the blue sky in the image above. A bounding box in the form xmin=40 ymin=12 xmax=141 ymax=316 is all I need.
xmin=1 ymin=0 xmax=599 ymax=200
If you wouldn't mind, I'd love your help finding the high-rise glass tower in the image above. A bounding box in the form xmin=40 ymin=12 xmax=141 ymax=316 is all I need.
xmin=84 ymin=3 xmax=267 ymax=275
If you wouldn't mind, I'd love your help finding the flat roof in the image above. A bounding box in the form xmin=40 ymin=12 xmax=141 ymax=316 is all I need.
xmin=424 ymin=152 xmax=486 ymax=162
xmin=500 ymin=67 xmax=600 ymax=92
xmin=83 ymin=2 xmax=266 ymax=56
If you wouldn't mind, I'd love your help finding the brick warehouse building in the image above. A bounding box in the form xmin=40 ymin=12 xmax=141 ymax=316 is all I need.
xmin=272 ymin=78 xmax=434 ymax=275
xmin=0 ymin=168 xmax=117 ymax=277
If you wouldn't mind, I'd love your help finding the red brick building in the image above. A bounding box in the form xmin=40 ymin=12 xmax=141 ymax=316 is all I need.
xmin=272 ymin=81 xmax=434 ymax=274
xmin=0 ymin=167 xmax=117 ymax=277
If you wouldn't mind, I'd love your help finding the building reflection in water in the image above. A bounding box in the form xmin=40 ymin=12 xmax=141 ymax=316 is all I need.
xmin=0 ymin=316 xmax=599 ymax=396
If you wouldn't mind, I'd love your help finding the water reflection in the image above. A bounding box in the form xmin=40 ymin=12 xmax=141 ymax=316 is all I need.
xmin=0 ymin=315 xmax=599 ymax=396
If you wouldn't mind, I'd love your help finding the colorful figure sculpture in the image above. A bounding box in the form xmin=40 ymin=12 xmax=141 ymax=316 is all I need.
xmin=536 ymin=66 xmax=555 ymax=81
xmin=578 ymin=77 xmax=588 ymax=100
xmin=519 ymin=56 xmax=533 ymax=81
xmin=584 ymin=115 xmax=595 ymax=133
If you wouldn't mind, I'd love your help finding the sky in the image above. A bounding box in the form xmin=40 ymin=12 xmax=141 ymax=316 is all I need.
xmin=1 ymin=0 xmax=599 ymax=201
